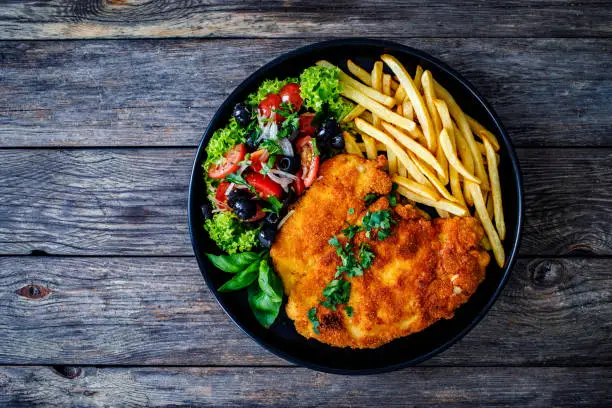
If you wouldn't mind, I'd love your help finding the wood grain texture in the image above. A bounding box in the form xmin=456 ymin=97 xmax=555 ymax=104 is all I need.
xmin=0 ymin=257 xmax=609 ymax=366
xmin=0 ymin=39 xmax=610 ymax=147
xmin=0 ymin=148 xmax=610 ymax=256
xmin=0 ymin=366 xmax=610 ymax=407
xmin=0 ymin=0 xmax=610 ymax=40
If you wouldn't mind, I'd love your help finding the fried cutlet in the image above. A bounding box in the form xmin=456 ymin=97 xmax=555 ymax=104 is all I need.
xmin=270 ymin=154 xmax=490 ymax=349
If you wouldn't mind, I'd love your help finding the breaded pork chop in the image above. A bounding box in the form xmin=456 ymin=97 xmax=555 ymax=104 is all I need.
xmin=271 ymin=154 xmax=392 ymax=295
xmin=271 ymin=154 xmax=490 ymax=348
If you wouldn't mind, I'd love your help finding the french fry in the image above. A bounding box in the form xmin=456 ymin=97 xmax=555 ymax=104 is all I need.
xmin=381 ymin=122 xmax=445 ymax=177
xmin=317 ymin=60 xmax=396 ymax=107
xmin=357 ymin=141 xmax=386 ymax=152
xmin=381 ymin=54 xmax=435 ymax=151
xmin=439 ymin=128 xmax=480 ymax=183
xmin=421 ymin=71 xmax=441 ymax=151
xmin=436 ymin=209 xmax=450 ymax=218
xmin=382 ymin=74 xmax=392 ymax=96
xmin=360 ymin=110 xmax=374 ymax=124
xmin=432 ymin=78 xmax=489 ymax=189
xmin=347 ymin=59 xmax=399 ymax=90
xmin=355 ymin=118 xmax=427 ymax=184
xmin=415 ymin=207 xmax=432 ymax=220
xmin=362 ymin=134 xmax=379 ymax=160
xmin=466 ymin=114 xmax=500 ymax=151
xmin=414 ymin=65 xmax=424 ymax=92
xmin=343 ymin=131 xmax=364 ymax=157
xmin=347 ymin=59 xmax=372 ymax=85
xmin=342 ymin=105 xmax=366 ymax=123
xmin=397 ymin=186 xmax=467 ymax=217
xmin=397 ymin=160 xmax=407 ymax=177
xmin=447 ymin=129 xmax=466 ymax=207
xmin=453 ymin=122 xmax=475 ymax=205
xmin=486 ymin=191 xmax=494 ymax=218
xmin=402 ymin=99 xmax=414 ymax=121
xmin=468 ymin=183 xmax=505 ymax=267
xmin=387 ymin=146 xmax=398 ymax=174
xmin=481 ymin=236 xmax=492 ymax=251
xmin=393 ymin=175 xmax=440 ymax=201
xmin=484 ymin=138 xmax=506 ymax=240
xmin=342 ymin=84 xmax=418 ymax=134
xmin=395 ymin=85 xmax=407 ymax=104
xmin=395 ymin=104 xmax=403 ymax=116
xmin=410 ymin=152 xmax=456 ymax=202
xmin=371 ymin=61 xmax=384 ymax=128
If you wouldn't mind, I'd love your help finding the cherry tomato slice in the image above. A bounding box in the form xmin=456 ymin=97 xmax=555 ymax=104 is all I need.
xmin=207 ymin=144 xmax=246 ymax=179
xmin=249 ymin=149 xmax=270 ymax=172
xmin=298 ymin=113 xmax=317 ymax=137
xmin=245 ymin=205 xmax=266 ymax=222
xmin=278 ymin=83 xmax=303 ymax=112
xmin=258 ymin=93 xmax=283 ymax=124
xmin=214 ymin=181 xmax=231 ymax=210
xmin=294 ymin=172 xmax=305 ymax=196
xmin=245 ymin=172 xmax=283 ymax=199
xmin=296 ymin=136 xmax=320 ymax=188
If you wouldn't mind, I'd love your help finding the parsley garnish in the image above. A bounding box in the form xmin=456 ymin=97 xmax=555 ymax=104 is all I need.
xmin=358 ymin=242 xmax=375 ymax=269
xmin=264 ymin=196 xmax=283 ymax=215
xmin=388 ymin=183 xmax=399 ymax=207
xmin=307 ymin=307 xmax=320 ymax=335
xmin=312 ymin=138 xmax=320 ymax=156
xmin=364 ymin=193 xmax=379 ymax=206
xmin=225 ymin=172 xmax=256 ymax=195
xmin=260 ymin=139 xmax=283 ymax=155
xmin=362 ymin=209 xmax=396 ymax=240
xmin=345 ymin=306 xmax=353 ymax=317
xmin=320 ymin=279 xmax=351 ymax=311
xmin=348 ymin=207 xmax=355 ymax=215
xmin=341 ymin=223 xmax=361 ymax=240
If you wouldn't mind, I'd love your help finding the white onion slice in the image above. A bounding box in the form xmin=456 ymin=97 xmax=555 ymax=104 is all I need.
xmin=278 ymin=138 xmax=294 ymax=156
xmin=266 ymin=171 xmax=294 ymax=192
xmin=269 ymin=168 xmax=297 ymax=180
xmin=224 ymin=182 xmax=235 ymax=196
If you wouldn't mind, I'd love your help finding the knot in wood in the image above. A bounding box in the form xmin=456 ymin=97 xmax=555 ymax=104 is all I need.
xmin=529 ymin=259 xmax=565 ymax=289
xmin=52 ymin=366 xmax=82 ymax=379
xmin=15 ymin=284 xmax=52 ymax=299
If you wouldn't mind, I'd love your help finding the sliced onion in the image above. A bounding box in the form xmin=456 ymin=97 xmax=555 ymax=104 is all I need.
xmin=278 ymin=210 xmax=295 ymax=229
xmin=224 ymin=182 xmax=235 ymax=196
xmin=278 ymin=138 xmax=294 ymax=156
xmin=266 ymin=171 xmax=294 ymax=192
xmin=269 ymin=168 xmax=297 ymax=180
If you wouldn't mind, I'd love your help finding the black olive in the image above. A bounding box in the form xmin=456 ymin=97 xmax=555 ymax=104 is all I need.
xmin=265 ymin=212 xmax=281 ymax=225
xmin=200 ymin=202 xmax=213 ymax=221
xmin=245 ymin=136 xmax=258 ymax=152
xmin=227 ymin=189 xmax=257 ymax=220
xmin=316 ymin=118 xmax=340 ymax=140
xmin=283 ymin=188 xmax=298 ymax=208
xmin=258 ymin=224 xmax=277 ymax=248
xmin=330 ymin=134 xmax=345 ymax=149
xmin=277 ymin=155 xmax=300 ymax=173
xmin=233 ymin=103 xmax=251 ymax=127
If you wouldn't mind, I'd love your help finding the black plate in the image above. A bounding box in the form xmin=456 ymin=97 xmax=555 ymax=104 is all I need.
xmin=188 ymin=39 xmax=523 ymax=374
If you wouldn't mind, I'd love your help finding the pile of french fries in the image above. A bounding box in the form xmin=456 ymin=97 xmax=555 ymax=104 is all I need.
xmin=318 ymin=55 xmax=506 ymax=267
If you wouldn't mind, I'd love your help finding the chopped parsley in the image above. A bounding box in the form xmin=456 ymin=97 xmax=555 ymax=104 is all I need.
xmin=364 ymin=193 xmax=379 ymax=206
xmin=225 ymin=172 xmax=256 ymax=195
xmin=320 ymin=279 xmax=351 ymax=311
xmin=312 ymin=138 xmax=320 ymax=156
xmin=345 ymin=306 xmax=354 ymax=317
xmin=264 ymin=196 xmax=284 ymax=215
xmin=260 ymin=139 xmax=283 ymax=155
xmin=362 ymin=209 xmax=396 ymax=240
xmin=348 ymin=207 xmax=355 ymax=215
xmin=307 ymin=307 xmax=320 ymax=335
xmin=358 ymin=242 xmax=375 ymax=269
xmin=388 ymin=183 xmax=399 ymax=207
xmin=341 ymin=223 xmax=361 ymax=240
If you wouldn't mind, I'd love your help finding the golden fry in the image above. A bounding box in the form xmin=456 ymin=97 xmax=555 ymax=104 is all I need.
xmin=387 ymin=145 xmax=398 ymax=174
xmin=410 ymin=152 xmax=456 ymax=202
xmin=342 ymin=131 xmax=364 ymax=157
xmin=484 ymin=138 xmax=506 ymax=240
xmin=393 ymin=175 xmax=440 ymax=201
xmin=381 ymin=54 xmax=435 ymax=151
xmin=439 ymin=128 xmax=480 ymax=183
xmin=362 ymin=134 xmax=379 ymax=160
xmin=381 ymin=122 xmax=445 ymax=176
xmin=414 ymin=65 xmax=424 ymax=92
xmin=342 ymin=84 xmax=418 ymax=134
xmin=466 ymin=114 xmax=500 ymax=151
xmin=382 ymin=74 xmax=392 ymax=96
xmin=355 ymin=118 xmax=427 ymax=184
xmin=402 ymin=99 xmax=414 ymax=121
xmin=371 ymin=61 xmax=384 ymax=128
xmin=395 ymin=85 xmax=407 ymax=104
xmin=421 ymin=71 xmax=442 ymax=150
xmin=347 ymin=59 xmax=372 ymax=85
xmin=468 ymin=183 xmax=505 ymax=267
xmin=342 ymin=105 xmax=366 ymax=123
xmin=397 ymin=186 xmax=467 ymax=217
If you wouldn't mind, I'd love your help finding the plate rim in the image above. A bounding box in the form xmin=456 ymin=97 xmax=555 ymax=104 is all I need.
xmin=188 ymin=38 xmax=524 ymax=375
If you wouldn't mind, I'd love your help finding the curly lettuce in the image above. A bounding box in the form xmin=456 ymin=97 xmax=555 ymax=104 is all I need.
xmin=204 ymin=211 xmax=261 ymax=254
xmin=299 ymin=66 xmax=354 ymax=120
xmin=203 ymin=117 xmax=247 ymax=171
xmin=246 ymin=77 xmax=299 ymax=107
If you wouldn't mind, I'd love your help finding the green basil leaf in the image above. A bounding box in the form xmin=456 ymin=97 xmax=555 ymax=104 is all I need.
xmin=258 ymin=259 xmax=283 ymax=302
xmin=247 ymin=284 xmax=281 ymax=328
xmin=206 ymin=252 xmax=260 ymax=273
xmin=218 ymin=262 xmax=259 ymax=292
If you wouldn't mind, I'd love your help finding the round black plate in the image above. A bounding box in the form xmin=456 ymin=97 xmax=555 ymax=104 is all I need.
xmin=188 ymin=39 xmax=523 ymax=374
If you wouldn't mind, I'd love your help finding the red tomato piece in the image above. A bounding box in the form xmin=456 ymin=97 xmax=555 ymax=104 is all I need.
xmin=298 ymin=113 xmax=317 ymax=137
xmin=258 ymin=93 xmax=283 ymax=124
xmin=207 ymin=144 xmax=246 ymax=179
xmin=214 ymin=181 xmax=231 ymax=210
xmin=244 ymin=172 xmax=282 ymax=199
xmin=296 ymin=136 xmax=320 ymax=188
xmin=278 ymin=82 xmax=303 ymax=112
xmin=249 ymin=149 xmax=270 ymax=172
xmin=294 ymin=172 xmax=305 ymax=196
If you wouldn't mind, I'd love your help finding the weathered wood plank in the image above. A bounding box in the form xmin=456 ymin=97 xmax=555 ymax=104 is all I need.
xmin=0 ymin=257 xmax=609 ymax=366
xmin=0 ymin=39 xmax=609 ymax=147
xmin=0 ymin=1 xmax=610 ymax=40
xmin=0 ymin=366 xmax=609 ymax=407
xmin=0 ymin=148 xmax=609 ymax=256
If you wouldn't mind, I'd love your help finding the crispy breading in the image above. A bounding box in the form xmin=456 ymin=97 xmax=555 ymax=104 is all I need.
xmin=271 ymin=154 xmax=489 ymax=349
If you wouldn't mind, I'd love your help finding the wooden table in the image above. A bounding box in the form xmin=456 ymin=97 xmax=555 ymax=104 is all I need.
xmin=0 ymin=2 xmax=610 ymax=406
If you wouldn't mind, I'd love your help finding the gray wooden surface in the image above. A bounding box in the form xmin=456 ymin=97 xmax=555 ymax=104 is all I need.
xmin=0 ymin=1 xmax=610 ymax=406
